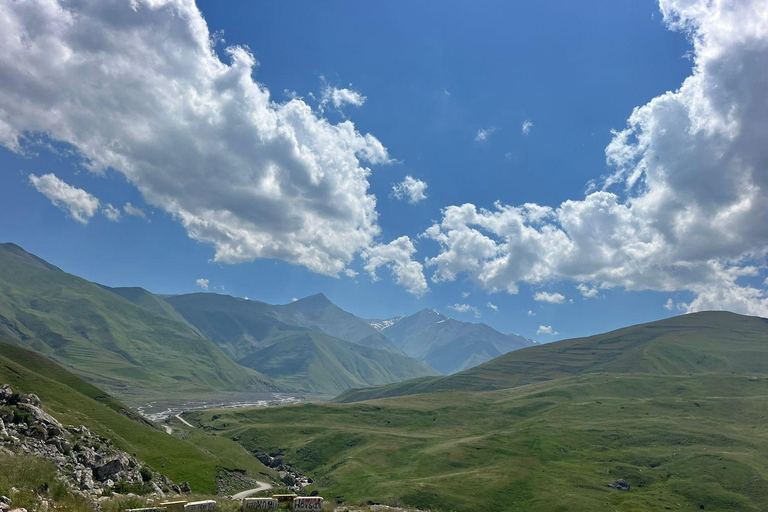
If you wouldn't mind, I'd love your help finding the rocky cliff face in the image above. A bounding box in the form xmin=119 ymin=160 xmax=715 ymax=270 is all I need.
xmin=0 ymin=384 xmax=182 ymax=496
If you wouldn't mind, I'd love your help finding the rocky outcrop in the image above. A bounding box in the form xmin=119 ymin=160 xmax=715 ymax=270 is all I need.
xmin=0 ymin=384 xmax=179 ymax=496
xmin=605 ymin=479 xmax=630 ymax=491
xmin=253 ymin=451 xmax=312 ymax=492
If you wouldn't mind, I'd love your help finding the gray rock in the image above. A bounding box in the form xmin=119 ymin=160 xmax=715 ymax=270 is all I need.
xmin=606 ymin=479 xmax=630 ymax=491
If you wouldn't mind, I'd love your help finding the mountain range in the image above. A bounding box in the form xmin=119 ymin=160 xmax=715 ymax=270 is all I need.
xmin=368 ymin=308 xmax=535 ymax=374
xmin=0 ymin=242 xmax=532 ymax=400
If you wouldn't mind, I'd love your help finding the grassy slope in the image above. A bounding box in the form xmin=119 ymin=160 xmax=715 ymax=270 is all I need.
xmin=190 ymin=372 xmax=768 ymax=512
xmin=187 ymin=311 xmax=768 ymax=511
xmin=335 ymin=311 xmax=767 ymax=402
xmin=0 ymin=341 xmax=275 ymax=494
xmin=238 ymin=330 xmax=441 ymax=395
xmin=0 ymin=243 xmax=278 ymax=401
xmin=165 ymin=293 xmax=439 ymax=396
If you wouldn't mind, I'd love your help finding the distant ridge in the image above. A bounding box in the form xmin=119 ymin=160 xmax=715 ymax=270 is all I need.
xmin=369 ymin=308 xmax=535 ymax=374
xmin=336 ymin=310 xmax=768 ymax=402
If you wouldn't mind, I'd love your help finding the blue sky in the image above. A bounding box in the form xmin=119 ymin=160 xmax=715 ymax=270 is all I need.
xmin=2 ymin=0 xmax=766 ymax=342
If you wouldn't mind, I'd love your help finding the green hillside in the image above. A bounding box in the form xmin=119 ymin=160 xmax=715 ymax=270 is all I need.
xmin=101 ymin=285 xmax=203 ymax=334
xmin=190 ymin=372 xmax=768 ymax=512
xmin=238 ymin=330 xmax=441 ymax=395
xmin=336 ymin=311 xmax=767 ymax=402
xmin=165 ymin=293 xmax=439 ymax=396
xmin=0 ymin=243 xmax=278 ymax=403
xmin=0 ymin=340 xmax=275 ymax=494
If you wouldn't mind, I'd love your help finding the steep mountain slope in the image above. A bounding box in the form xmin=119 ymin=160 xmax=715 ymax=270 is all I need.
xmin=100 ymin=285 xmax=202 ymax=333
xmin=272 ymin=294 xmax=402 ymax=354
xmin=371 ymin=308 xmax=535 ymax=374
xmin=237 ymin=330 xmax=440 ymax=395
xmin=0 ymin=243 xmax=278 ymax=401
xmin=337 ymin=310 xmax=767 ymax=402
xmin=0 ymin=339 xmax=275 ymax=493
xmin=165 ymin=293 xmax=439 ymax=395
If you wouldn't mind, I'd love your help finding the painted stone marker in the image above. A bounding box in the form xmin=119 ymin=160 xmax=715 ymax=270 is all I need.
xmin=242 ymin=498 xmax=278 ymax=511
xmin=183 ymin=500 xmax=217 ymax=512
xmin=159 ymin=501 xmax=187 ymax=512
xmin=291 ymin=497 xmax=323 ymax=511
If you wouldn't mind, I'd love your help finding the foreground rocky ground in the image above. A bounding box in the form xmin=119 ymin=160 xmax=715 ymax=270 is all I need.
xmin=0 ymin=384 xmax=187 ymax=508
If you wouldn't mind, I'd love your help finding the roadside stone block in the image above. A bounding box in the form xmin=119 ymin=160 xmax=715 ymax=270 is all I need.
xmin=291 ymin=497 xmax=323 ymax=511
xmin=183 ymin=500 xmax=216 ymax=512
xmin=242 ymin=498 xmax=278 ymax=510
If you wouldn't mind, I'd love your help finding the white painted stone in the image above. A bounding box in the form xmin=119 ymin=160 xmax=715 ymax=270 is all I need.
xmin=291 ymin=497 xmax=323 ymax=511
xmin=242 ymin=498 xmax=278 ymax=511
xmin=183 ymin=501 xmax=216 ymax=512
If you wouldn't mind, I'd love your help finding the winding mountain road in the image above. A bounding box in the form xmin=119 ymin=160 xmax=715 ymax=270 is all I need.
xmin=231 ymin=481 xmax=273 ymax=500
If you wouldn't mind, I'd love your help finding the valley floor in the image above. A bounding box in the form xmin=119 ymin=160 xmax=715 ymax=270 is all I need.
xmin=187 ymin=372 xmax=768 ymax=512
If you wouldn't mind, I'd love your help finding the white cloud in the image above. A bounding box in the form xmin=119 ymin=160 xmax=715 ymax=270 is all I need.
xmin=291 ymin=297 xmax=298 ymax=302
xmin=486 ymin=301 xmax=499 ymax=312
xmin=527 ymin=309 xmax=535 ymax=316
xmin=1 ymin=0 xmax=392 ymax=283
xmin=196 ymin=278 xmax=209 ymax=291
xmin=392 ymin=175 xmax=428 ymax=204
xmin=522 ymin=120 xmax=533 ymax=135
xmin=462 ymin=291 xmax=470 ymax=298
xmin=320 ymin=83 xmax=366 ymax=111
xmin=475 ymin=127 xmax=497 ymax=142
xmin=363 ymin=236 xmax=428 ymax=297
xmin=537 ymin=325 xmax=558 ymax=336
xmin=577 ymin=283 xmax=599 ymax=299
xmin=447 ymin=303 xmax=480 ymax=318
xmin=123 ymin=203 xmax=147 ymax=219
xmin=28 ymin=173 xmax=100 ymax=224
xmin=424 ymin=0 xmax=768 ymax=317
xmin=533 ymin=291 xmax=566 ymax=304
xmin=102 ymin=204 xmax=121 ymax=222
xmin=344 ymin=268 xmax=358 ymax=278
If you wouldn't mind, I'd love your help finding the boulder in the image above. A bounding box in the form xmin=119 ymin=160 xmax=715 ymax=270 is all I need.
xmin=606 ymin=479 xmax=630 ymax=491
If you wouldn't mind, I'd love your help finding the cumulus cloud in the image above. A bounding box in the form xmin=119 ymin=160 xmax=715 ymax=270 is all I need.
xmin=102 ymin=204 xmax=121 ymax=222
xmin=123 ymin=203 xmax=147 ymax=219
xmin=392 ymin=176 xmax=428 ymax=204
xmin=522 ymin=120 xmax=533 ymax=135
xmin=447 ymin=303 xmax=480 ymax=318
xmin=320 ymin=84 xmax=367 ymax=111
xmin=486 ymin=301 xmax=499 ymax=312
xmin=527 ymin=310 xmax=535 ymax=316
xmin=537 ymin=325 xmax=558 ymax=336
xmin=1 ymin=0 xmax=391 ymax=281
xmin=534 ymin=291 xmax=566 ymax=304
xmin=475 ymin=127 xmax=497 ymax=142
xmin=424 ymin=0 xmax=768 ymax=317
xmin=28 ymin=173 xmax=100 ymax=224
xmin=577 ymin=283 xmax=599 ymax=299
xmin=196 ymin=278 xmax=210 ymax=291
xmin=363 ymin=236 xmax=428 ymax=297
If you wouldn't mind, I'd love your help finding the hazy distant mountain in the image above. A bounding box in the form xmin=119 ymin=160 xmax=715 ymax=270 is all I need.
xmin=165 ymin=293 xmax=439 ymax=395
xmin=272 ymin=294 xmax=403 ymax=354
xmin=0 ymin=243 xmax=279 ymax=399
xmin=370 ymin=308 xmax=535 ymax=374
